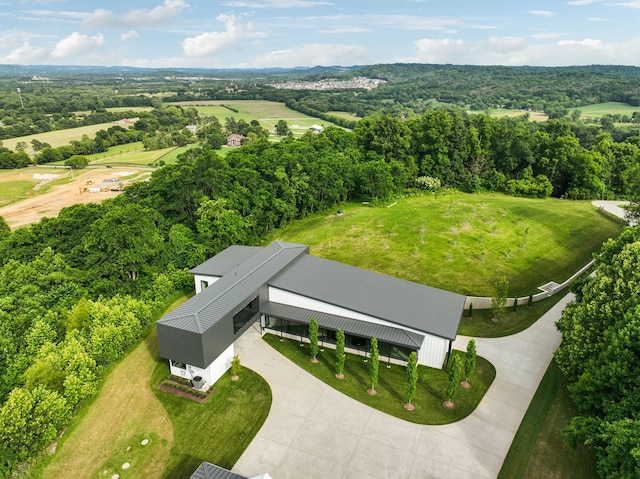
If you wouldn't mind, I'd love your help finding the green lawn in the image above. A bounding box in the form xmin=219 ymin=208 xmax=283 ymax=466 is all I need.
xmin=498 ymin=360 xmax=598 ymax=479
xmin=37 ymin=295 xmax=271 ymax=479
xmin=468 ymin=109 xmax=549 ymax=121
xmin=151 ymin=363 xmax=271 ymax=478
xmin=168 ymin=99 xmax=341 ymax=138
xmin=270 ymin=192 xmax=622 ymax=296
xmin=0 ymin=179 xmax=37 ymax=207
xmin=263 ymin=334 xmax=495 ymax=425
xmin=2 ymin=121 xmax=137 ymax=157
xmin=458 ymin=292 xmax=568 ymax=337
xmin=569 ymin=101 xmax=640 ymax=118
xmin=91 ymin=147 xmax=176 ymax=166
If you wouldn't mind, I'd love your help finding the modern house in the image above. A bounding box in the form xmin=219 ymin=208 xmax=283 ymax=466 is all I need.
xmin=226 ymin=133 xmax=245 ymax=147
xmin=156 ymin=241 xmax=466 ymax=389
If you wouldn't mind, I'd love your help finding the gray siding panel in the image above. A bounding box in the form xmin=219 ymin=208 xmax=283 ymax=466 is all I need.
xmin=157 ymin=323 xmax=204 ymax=366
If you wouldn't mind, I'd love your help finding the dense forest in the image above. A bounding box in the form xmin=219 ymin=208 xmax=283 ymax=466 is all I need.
xmin=1 ymin=65 xmax=640 ymax=477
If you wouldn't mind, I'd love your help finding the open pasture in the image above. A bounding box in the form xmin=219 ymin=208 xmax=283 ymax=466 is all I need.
xmin=2 ymin=120 xmax=137 ymax=157
xmin=569 ymin=101 xmax=640 ymax=118
xmin=168 ymin=99 xmax=338 ymax=136
xmin=271 ymin=192 xmax=622 ymax=296
xmin=468 ymin=108 xmax=549 ymax=121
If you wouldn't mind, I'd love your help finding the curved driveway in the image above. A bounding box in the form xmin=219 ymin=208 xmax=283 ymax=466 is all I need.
xmin=231 ymin=201 xmax=628 ymax=479
xmin=232 ymin=294 xmax=569 ymax=479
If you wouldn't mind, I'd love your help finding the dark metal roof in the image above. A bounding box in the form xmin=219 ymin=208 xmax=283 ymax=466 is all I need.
xmin=158 ymin=241 xmax=308 ymax=333
xmin=270 ymin=255 xmax=465 ymax=340
xmin=189 ymin=462 xmax=247 ymax=479
xmin=190 ymin=245 xmax=263 ymax=277
xmin=261 ymin=301 xmax=424 ymax=349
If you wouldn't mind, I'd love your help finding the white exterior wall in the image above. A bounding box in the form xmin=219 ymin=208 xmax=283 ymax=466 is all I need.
xmin=269 ymin=286 xmax=449 ymax=368
xmin=193 ymin=274 xmax=220 ymax=294
xmin=169 ymin=343 xmax=235 ymax=387
xmin=418 ymin=335 xmax=449 ymax=369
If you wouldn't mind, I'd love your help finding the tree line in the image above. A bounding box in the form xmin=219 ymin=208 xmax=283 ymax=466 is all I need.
xmin=0 ymin=106 xmax=638 ymax=476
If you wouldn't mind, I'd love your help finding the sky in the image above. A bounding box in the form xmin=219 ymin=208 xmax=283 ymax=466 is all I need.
xmin=1 ymin=0 xmax=640 ymax=69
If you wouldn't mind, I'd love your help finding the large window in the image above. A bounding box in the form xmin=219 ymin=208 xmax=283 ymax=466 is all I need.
xmin=233 ymin=296 xmax=259 ymax=334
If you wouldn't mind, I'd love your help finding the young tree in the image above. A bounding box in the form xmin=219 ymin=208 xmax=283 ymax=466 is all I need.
xmin=511 ymin=297 xmax=518 ymax=313
xmin=467 ymin=302 xmax=473 ymax=318
xmin=308 ymin=317 xmax=319 ymax=363
xmin=230 ymin=355 xmax=241 ymax=381
xmin=528 ymin=294 xmax=533 ymax=308
xmin=405 ymin=351 xmax=418 ymax=410
xmin=444 ymin=355 xmax=462 ymax=409
xmin=335 ymin=329 xmax=345 ymax=379
xmin=491 ymin=276 xmax=509 ymax=320
xmin=368 ymin=337 xmax=379 ymax=394
xmin=462 ymin=339 xmax=477 ymax=388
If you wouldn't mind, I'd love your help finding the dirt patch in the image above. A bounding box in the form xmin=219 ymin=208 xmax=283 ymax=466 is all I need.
xmin=0 ymin=168 xmax=138 ymax=229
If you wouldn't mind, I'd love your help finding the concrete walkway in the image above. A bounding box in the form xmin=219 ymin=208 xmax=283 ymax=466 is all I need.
xmin=232 ymin=293 xmax=573 ymax=479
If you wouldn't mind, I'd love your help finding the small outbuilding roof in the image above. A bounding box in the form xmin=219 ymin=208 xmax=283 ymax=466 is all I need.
xmin=189 ymin=462 xmax=247 ymax=479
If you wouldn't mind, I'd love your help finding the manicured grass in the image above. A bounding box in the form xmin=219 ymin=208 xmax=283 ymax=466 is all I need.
xmin=263 ymin=334 xmax=495 ymax=425
xmin=37 ymin=294 xmax=271 ymax=479
xmin=498 ymin=360 xmax=598 ymax=479
xmin=151 ymin=362 xmax=271 ymax=478
xmin=569 ymin=101 xmax=640 ymax=118
xmin=2 ymin=121 xmax=136 ymax=157
xmin=270 ymin=192 xmax=622 ymax=296
xmin=154 ymin=143 xmax=199 ymax=165
xmin=458 ymin=292 xmax=568 ymax=337
xmin=0 ymin=179 xmax=37 ymax=206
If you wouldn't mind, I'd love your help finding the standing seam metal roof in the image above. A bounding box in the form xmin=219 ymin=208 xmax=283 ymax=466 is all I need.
xmin=261 ymin=301 xmax=424 ymax=349
xmin=269 ymin=254 xmax=465 ymax=340
xmin=189 ymin=462 xmax=247 ymax=479
xmin=157 ymin=241 xmax=308 ymax=333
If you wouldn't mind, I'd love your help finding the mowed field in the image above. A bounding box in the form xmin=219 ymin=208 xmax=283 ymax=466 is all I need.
xmin=568 ymin=101 xmax=640 ymax=118
xmin=270 ymin=192 xmax=623 ymax=296
xmin=1 ymin=120 xmax=137 ymax=157
xmin=168 ymin=100 xmax=340 ymax=137
xmin=468 ymin=109 xmax=549 ymax=121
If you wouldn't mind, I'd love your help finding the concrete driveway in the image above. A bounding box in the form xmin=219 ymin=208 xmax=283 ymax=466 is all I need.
xmin=232 ymin=294 xmax=572 ymax=479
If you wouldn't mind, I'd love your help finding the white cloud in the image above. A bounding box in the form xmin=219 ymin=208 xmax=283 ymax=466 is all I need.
xmin=50 ymin=32 xmax=105 ymax=58
xmin=588 ymin=17 xmax=609 ymax=21
xmin=605 ymin=0 xmax=640 ymax=7
xmin=567 ymin=0 xmax=601 ymax=5
xmin=530 ymin=32 xmax=564 ymax=39
xmin=398 ymin=35 xmax=640 ymax=66
xmin=83 ymin=0 xmax=189 ymax=29
xmin=528 ymin=10 xmax=555 ymax=17
xmin=223 ymin=0 xmax=333 ymax=7
xmin=2 ymin=41 xmax=48 ymax=64
xmin=249 ymin=43 xmax=370 ymax=67
xmin=411 ymin=38 xmax=466 ymax=63
xmin=181 ymin=14 xmax=252 ymax=57
xmin=319 ymin=26 xmax=371 ymax=34
xmin=121 ymin=30 xmax=139 ymax=41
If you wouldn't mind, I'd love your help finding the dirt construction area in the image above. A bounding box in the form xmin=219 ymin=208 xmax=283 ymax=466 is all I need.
xmin=0 ymin=167 xmax=143 ymax=229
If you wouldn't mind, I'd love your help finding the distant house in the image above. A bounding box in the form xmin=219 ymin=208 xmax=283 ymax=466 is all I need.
xmin=186 ymin=124 xmax=197 ymax=134
xmin=226 ymin=134 xmax=245 ymax=147
xmin=156 ymin=241 xmax=465 ymax=390
xmin=308 ymin=124 xmax=324 ymax=133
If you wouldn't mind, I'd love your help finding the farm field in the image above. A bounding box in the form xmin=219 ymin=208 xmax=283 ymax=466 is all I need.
xmin=1 ymin=120 xmax=137 ymax=157
xmin=269 ymin=192 xmax=623 ymax=296
xmin=468 ymin=108 xmax=549 ymax=121
xmin=168 ymin=99 xmax=339 ymax=136
xmin=327 ymin=110 xmax=361 ymax=121
xmin=0 ymin=166 xmax=146 ymax=228
xmin=568 ymin=101 xmax=640 ymax=118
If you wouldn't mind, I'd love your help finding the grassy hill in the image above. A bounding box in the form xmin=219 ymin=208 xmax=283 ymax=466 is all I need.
xmin=269 ymin=192 xmax=623 ymax=296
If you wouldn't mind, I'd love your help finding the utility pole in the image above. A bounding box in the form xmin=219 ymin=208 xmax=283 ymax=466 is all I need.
xmin=17 ymin=88 xmax=24 ymax=109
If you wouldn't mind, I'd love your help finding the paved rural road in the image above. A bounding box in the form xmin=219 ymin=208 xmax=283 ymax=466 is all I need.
xmin=232 ymin=294 xmax=570 ymax=479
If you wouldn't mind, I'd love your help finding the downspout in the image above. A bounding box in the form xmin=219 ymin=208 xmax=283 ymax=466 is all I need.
xmin=446 ymin=340 xmax=453 ymax=369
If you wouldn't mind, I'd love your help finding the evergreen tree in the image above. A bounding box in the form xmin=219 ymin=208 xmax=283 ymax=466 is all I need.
xmin=445 ymin=355 xmax=462 ymax=408
xmin=405 ymin=351 xmax=418 ymax=409
xmin=369 ymin=337 xmax=379 ymax=393
xmin=308 ymin=317 xmax=319 ymax=362
xmin=335 ymin=329 xmax=345 ymax=378
xmin=463 ymin=339 xmax=477 ymax=386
